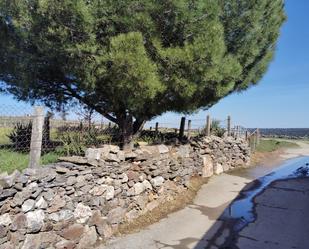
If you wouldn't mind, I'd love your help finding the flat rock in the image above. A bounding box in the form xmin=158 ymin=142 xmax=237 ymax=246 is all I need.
xmin=158 ymin=145 xmax=169 ymax=154
xmin=58 ymin=156 xmax=88 ymax=165
xmin=26 ymin=210 xmax=45 ymax=233
xmin=76 ymin=225 xmax=97 ymax=249
xmin=0 ymin=213 xmax=11 ymax=226
xmin=61 ymin=223 xmax=84 ymax=241
xmin=74 ymin=203 xmax=92 ymax=223
xmin=134 ymin=182 xmax=145 ymax=195
xmin=151 ymin=176 xmax=165 ymax=187
xmin=107 ymin=207 xmax=126 ymax=224
xmin=0 ymin=189 xmax=17 ymax=201
xmin=22 ymin=199 xmax=35 ymax=213
xmin=10 ymin=213 xmax=27 ymax=231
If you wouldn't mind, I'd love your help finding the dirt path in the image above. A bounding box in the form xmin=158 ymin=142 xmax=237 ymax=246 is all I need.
xmin=280 ymin=139 xmax=309 ymax=159
xmin=97 ymin=141 xmax=309 ymax=249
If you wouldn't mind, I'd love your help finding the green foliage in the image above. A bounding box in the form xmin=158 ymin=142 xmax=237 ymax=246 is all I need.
xmin=0 ymin=127 xmax=12 ymax=145
xmin=7 ymin=123 xmax=32 ymax=151
xmin=56 ymin=124 xmax=117 ymax=156
xmin=58 ymin=132 xmax=86 ymax=156
xmin=0 ymin=0 xmax=286 ymax=142
xmin=210 ymin=119 xmax=225 ymax=137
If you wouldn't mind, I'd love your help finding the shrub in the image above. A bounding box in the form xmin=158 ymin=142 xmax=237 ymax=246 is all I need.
xmin=7 ymin=122 xmax=32 ymax=152
xmin=210 ymin=120 xmax=226 ymax=137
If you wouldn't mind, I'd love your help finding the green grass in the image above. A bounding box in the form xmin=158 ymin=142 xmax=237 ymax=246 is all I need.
xmin=256 ymin=139 xmax=299 ymax=153
xmin=0 ymin=149 xmax=60 ymax=174
xmin=0 ymin=127 xmax=12 ymax=145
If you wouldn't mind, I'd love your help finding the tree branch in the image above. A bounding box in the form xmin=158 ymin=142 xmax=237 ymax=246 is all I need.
xmin=63 ymin=84 xmax=118 ymax=123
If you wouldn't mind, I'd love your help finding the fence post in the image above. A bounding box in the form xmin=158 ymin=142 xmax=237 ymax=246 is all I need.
xmin=206 ymin=115 xmax=211 ymax=136
xmin=245 ymin=130 xmax=249 ymax=141
xmin=227 ymin=115 xmax=231 ymax=136
xmin=155 ymin=122 xmax=159 ymax=133
xmin=43 ymin=111 xmax=52 ymax=146
xmin=179 ymin=117 xmax=186 ymax=139
xmin=256 ymin=129 xmax=260 ymax=145
xmin=187 ymin=120 xmax=192 ymax=139
xmin=29 ymin=106 xmax=44 ymax=168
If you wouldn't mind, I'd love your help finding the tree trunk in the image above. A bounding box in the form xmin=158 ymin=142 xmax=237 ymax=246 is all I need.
xmin=118 ymin=115 xmax=145 ymax=151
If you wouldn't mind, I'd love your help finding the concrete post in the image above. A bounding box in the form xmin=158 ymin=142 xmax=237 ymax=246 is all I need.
xmin=29 ymin=106 xmax=44 ymax=168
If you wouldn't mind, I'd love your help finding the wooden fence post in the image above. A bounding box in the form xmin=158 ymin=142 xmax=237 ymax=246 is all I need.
xmin=227 ymin=115 xmax=231 ymax=136
xmin=179 ymin=117 xmax=186 ymax=139
xmin=155 ymin=122 xmax=159 ymax=133
xmin=187 ymin=120 xmax=192 ymax=139
xmin=256 ymin=128 xmax=260 ymax=145
xmin=29 ymin=106 xmax=44 ymax=168
xmin=245 ymin=130 xmax=249 ymax=141
xmin=206 ymin=115 xmax=211 ymax=136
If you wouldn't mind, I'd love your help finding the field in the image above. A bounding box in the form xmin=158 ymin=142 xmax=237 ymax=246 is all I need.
xmin=256 ymin=139 xmax=300 ymax=153
xmin=0 ymin=127 xmax=60 ymax=174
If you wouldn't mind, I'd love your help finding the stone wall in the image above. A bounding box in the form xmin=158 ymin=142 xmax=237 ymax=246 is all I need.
xmin=0 ymin=136 xmax=250 ymax=249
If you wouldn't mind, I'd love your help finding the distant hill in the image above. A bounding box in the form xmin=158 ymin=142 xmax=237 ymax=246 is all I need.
xmin=248 ymin=128 xmax=309 ymax=138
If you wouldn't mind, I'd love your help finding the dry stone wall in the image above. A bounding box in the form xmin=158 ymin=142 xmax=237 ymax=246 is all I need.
xmin=0 ymin=135 xmax=250 ymax=249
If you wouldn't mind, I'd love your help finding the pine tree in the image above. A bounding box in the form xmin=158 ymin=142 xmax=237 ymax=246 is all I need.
xmin=0 ymin=0 xmax=286 ymax=147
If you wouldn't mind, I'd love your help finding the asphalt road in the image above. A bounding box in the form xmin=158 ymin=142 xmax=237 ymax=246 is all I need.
xmin=235 ymin=178 xmax=309 ymax=249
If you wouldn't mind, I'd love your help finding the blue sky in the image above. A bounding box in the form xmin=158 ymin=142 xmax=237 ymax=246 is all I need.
xmin=1 ymin=0 xmax=308 ymax=128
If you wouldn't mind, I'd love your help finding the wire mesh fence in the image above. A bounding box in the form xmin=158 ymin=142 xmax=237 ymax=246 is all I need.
xmin=0 ymin=104 xmax=256 ymax=173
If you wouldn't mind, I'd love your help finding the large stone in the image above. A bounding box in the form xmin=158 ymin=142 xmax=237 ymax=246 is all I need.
xmin=202 ymin=155 xmax=214 ymax=177
xmin=58 ymin=156 xmax=88 ymax=165
xmin=142 ymin=180 xmax=153 ymax=190
xmin=89 ymin=185 xmax=106 ymax=196
xmin=150 ymin=176 xmax=165 ymax=187
xmin=214 ymin=163 xmax=224 ymax=175
xmin=124 ymin=152 xmax=137 ymax=160
xmin=0 ymin=189 xmax=17 ymax=201
xmin=0 ymin=213 xmax=11 ymax=226
xmin=85 ymin=148 xmax=101 ymax=161
xmin=134 ymin=182 xmax=145 ymax=195
xmin=105 ymin=153 xmax=120 ymax=162
xmin=59 ymin=210 xmax=74 ymax=221
xmin=176 ymin=145 xmax=191 ymax=158
xmin=105 ymin=186 xmax=115 ymax=201
xmin=126 ymin=170 xmax=140 ymax=182
xmin=107 ymin=207 xmax=126 ymax=224
xmin=35 ymin=197 xmax=48 ymax=209
xmin=10 ymin=213 xmax=27 ymax=231
xmin=47 ymin=195 xmax=66 ymax=213
xmin=55 ymin=166 xmax=70 ymax=174
xmin=61 ymin=223 xmax=84 ymax=241
xmin=74 ymin=203 xmax=92 ymax=223
xmin=21 ymin=232 xmax=58 ymax=249
xmin=0 ymin=177 xmax=13 ymax=189
xmin=158 ymin=145 xmax=169 ymax=154
xmin=76 ymin=225 xmax=97 ymax=249
xmin=55 ymin=239 xmax=76 ymax=249
xmin=87 ymin=211 xmax=112 ymax=239
xmin=22 ymin=199 xmax=35 ymax=213
xmin=0 ymin=225 xmax=7 ymax=238
xmin=26 ymin=210 xmax=45 ymax=233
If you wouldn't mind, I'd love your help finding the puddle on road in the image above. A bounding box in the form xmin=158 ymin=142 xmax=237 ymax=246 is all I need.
xmin=223 ymin=156 xmax=309 ymax=232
